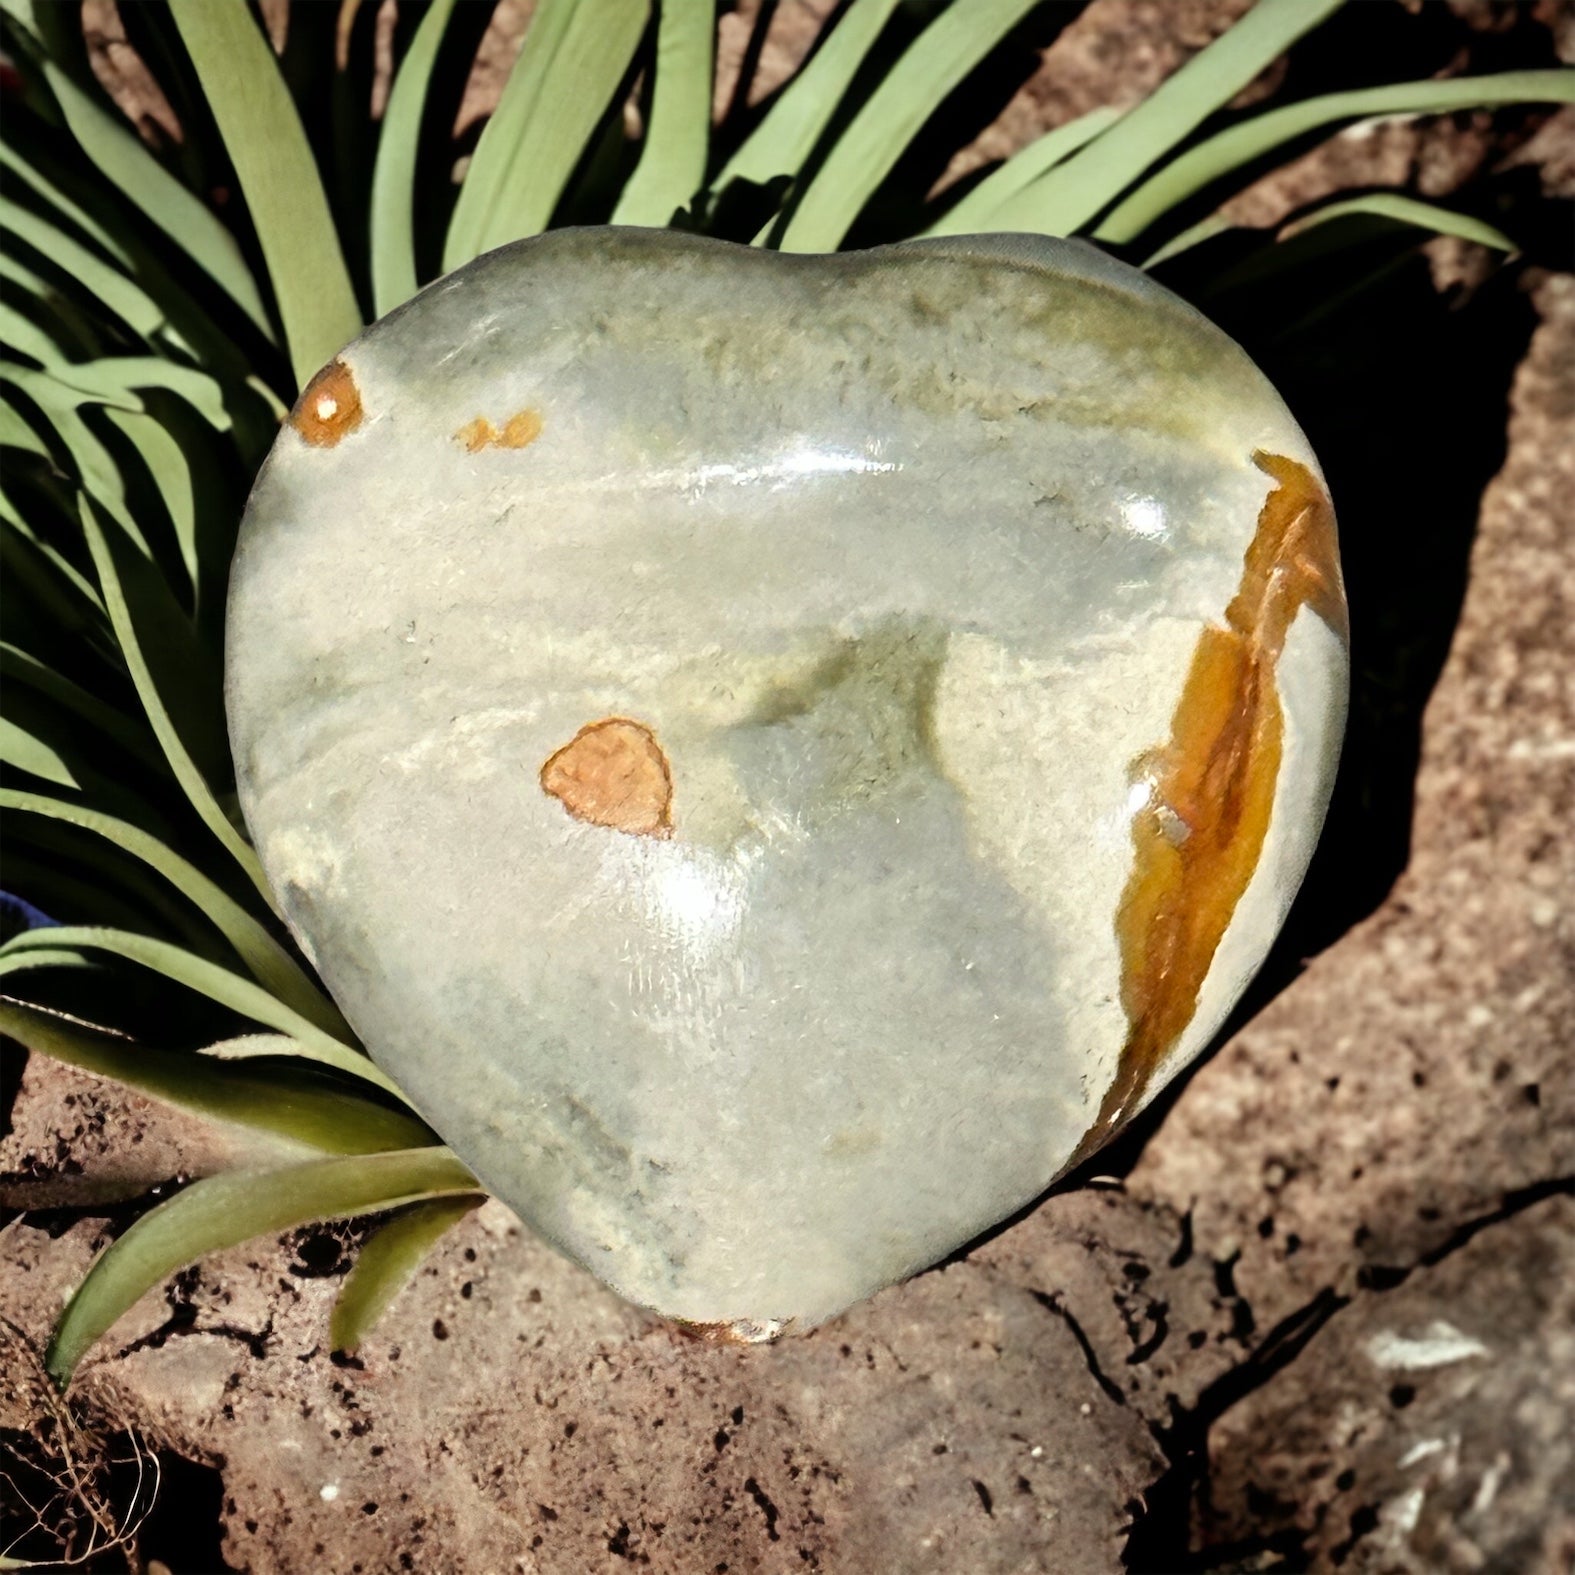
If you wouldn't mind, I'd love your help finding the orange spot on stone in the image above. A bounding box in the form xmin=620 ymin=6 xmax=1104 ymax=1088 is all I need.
xmin=540 ymin=718 xmax=673 ymax=839
xmin=289 ymin=360 xmax=364 ymax=447
xmin=455 ymin=409 xmax=543 ymax=452
xmin=1087 ymin=453 xmax=1344 ymax=1152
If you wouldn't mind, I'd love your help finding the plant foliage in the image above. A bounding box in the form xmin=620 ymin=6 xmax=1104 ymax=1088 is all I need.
xmin=1 ymin=0 xmax=1570 ymax=1391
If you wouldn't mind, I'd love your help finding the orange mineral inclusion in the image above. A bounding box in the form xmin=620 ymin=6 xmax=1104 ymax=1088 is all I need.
xmin=289 ymin=360 xmax=364 ymax=447
xmin=1091 ymin=452 xmax=1346 ymax=1144
xmin=455 ymin=409 xmax=543 ymax=453
xmin=540 ymin=718 xmax=674 ymax=839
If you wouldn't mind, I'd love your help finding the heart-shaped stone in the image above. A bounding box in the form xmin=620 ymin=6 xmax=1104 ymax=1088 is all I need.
xmin=227 ymin=229 xmax=1347 ymax=1337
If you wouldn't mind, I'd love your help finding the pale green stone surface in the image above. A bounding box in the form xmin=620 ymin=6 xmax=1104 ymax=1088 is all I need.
xmin=226 ymin=228 xmax=1347 ymax=1331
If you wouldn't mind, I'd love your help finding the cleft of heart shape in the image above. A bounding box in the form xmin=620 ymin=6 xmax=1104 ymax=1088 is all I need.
xmin=227 ymin=228 xmax=1348 ymax=1338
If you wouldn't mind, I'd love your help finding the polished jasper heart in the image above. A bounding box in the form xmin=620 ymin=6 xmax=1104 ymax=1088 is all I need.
xmin=227 ymin=228 xmax=1348 ymax=1337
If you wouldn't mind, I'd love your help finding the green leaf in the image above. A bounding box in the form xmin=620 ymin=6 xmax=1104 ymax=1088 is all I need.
xmin=1279 ymin=191 xmax=1516 ymax=251
xmin=0 ymin=925 xmax=392 ymax=1095
xmin=1139 ymin=211 xmax=1233 ymax=269
xmin=711 ymin=0 xmax=902 ymax=200
xmin=611 ymin=0 xmax=716 ymax=226
xmin=0 ymin=133 xmax=136 ymax=268
xmin=99 ymin=406 xmax=200 ymax=600
xmin=0 ymin=998 xmax=433 ymax=1159
xmin=1099 ymin=67 xmax=1575 ymax=245
xmin=0 ymin=715 xmax=79 ymax=787
xmin=990 ymin=0 xmax=1347 ymax=238
xmin=46 ymin=1145 xmax=476 ymax=1387
xmin=0 ymin=788 xmax=348 ymax=1037
xmin=169 ymin=0 xmax=361 ymax=386
xmin=0 ymin=365 xmax=160 ymax=568
xmin=0 ymin=648 xmax=154 ymax=765
xmin=0 ymin=945 xmax=92 ymax=978
xmin=443 ymin=0 xmax=650 ymax=271
xmin=330 ymin=1194 xmax=483 ymax=1354
xmin=0 ymin=298 xmax=71 ymax=365
xmin=923 ymin=104 xmax=1121 ymax=237
xmin=776 ymin=0 xmax=1049 ymax=252
xmin=1 ymin=195 xmax=167 ymax=342
xmin=35 ymin=57 xmax=275 ymax=339
xmin=46 ymin=356 xmax=232 ymax=431
xmin=369 ymin=0 xmax=459 ymax=316
xmin=78 ymin=496 xmax=273 ymax=910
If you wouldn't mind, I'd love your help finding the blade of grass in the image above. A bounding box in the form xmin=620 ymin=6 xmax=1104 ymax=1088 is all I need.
xmin=1 ymin=196 xmax=168 ymax=342
xmin=0 ymin=645 xmax=157 ymax=766
xmin=369 ymin=0 xmax=458 ymax=316
xmin=443 ymin=0 xmax=650 ymax=270
xmin=78 ymin=497 xmax=274 ymax=910
xmin=46 ymin=1145 xmax=476 ymax=1387
xmin=35 ymin=58 xmax=275 ymax=338
xmin=0 ymin=715 xmax=80 ymax=788
xmin=1280 ymin=191 xmax=1516 ymax=250
xmin=0 ymin=947 xmax=91 ymax=978
xmin=1140 ymin=211 xmax=1234 ymax=269
xmin=0 ymin=365 xmax=156 ymax=559
xmin=0 ymin=788 xmax=348 ymax=1037
xmin=330 ymin=1194 xmax=484 ymax=1353
xmin=169 ymin=0 xmax=361 ymax=385
xmin=711 ymin=0 xmax=902 ymax=199
xmin=0 ymin=298 xmax=72 ymax=365
xmin=0 ymin=997 xmax=433 ymax=1159
xmin=100 ymin=407 xmax=200 ymax=600
xmin=0 ymin=925 xmax=389 ymax=1094
xmin=989 ymin=0 xmax=1347 ymax=238
xmin=776 ymin=0 xmax=1048 ymax=252
xmin=1099 ymin=68 xmax=1575 ymax=244
xmin=611 ymin=0 xmax=716 ymax=226
xmin=46 ymin=357 xmax=232 ymax=431
xmin=922 ymin=104 xmax=1120 ymax=236
xmin=0 ymin=135 xmax=136 ymax=267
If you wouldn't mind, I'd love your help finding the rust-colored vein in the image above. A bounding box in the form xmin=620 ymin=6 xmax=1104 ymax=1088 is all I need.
xmin=540 ymin=718 xmax=674 ymax=839
xmin=1084 ymin=452 xmax=1344 ymax=1156
xmin=289 ymin=359 xmax=363 ymax=447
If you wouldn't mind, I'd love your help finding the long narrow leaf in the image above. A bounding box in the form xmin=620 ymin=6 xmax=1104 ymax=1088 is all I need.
xmin=777 ymin=0 xmax=1047 ymax=251
xmin=1 ymin=196 xmax=167 ymax=341
xmin=169 ymin=0 xmax=361 ymax=385
xmin=0 ymin=789 xmax=348 ymax=1037
xmin=330 ymin=1194 xmax=484 ymax=1353
xmin=369 ymin=0 xmax=459 ymax=316
xmin=923 ymin=104 xmax=1120 ymax=236
xmin=0 ymin=998 xmax=434 ymax=1160
xmin=78 ymin=496 xmax=274 ymax=909
xmin=1280 ymin=191 xmax=1516 ymax=251
xmin=46 ymin=1145 xmax=476 ymax=1387
xmin=443 ymin=0 xmax=650 ymax=270
xmin=37 ymin=58 xmax=275 ymax=338
xmin=990 ymin=0 xmax=1347 ymax=238
xmin=0 ymin=645 xmax=156 ymax=766
xmin=1099 ymin=68 xmax=1575 ymax=244
xmin=710 ymin=0 xmax=902 ymax=198
xmin=0 ymin=135 xmax=136 ymax=267
xmin=100 ymin=407 xmax=200 ymax=599
xmin=612 ymin=0 xmax=716 ymax=226
xmin=47 ymin=357 xmax=232 ymax=431
xmin=0 ymin=946 xmax=91 ymax=978
xmin=0 ymin=715 xmax=79 ymax=787
xmin=0 ymin=925 xmax=391 ymax=1094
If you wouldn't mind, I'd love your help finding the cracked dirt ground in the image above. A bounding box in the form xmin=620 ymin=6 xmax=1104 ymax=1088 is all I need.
xmin=3 ymin=2 xmax=1574 ymax=1571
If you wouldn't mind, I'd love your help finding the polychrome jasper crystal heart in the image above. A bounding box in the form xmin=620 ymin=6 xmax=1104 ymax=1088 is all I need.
xmin=227 ymin=228 xmax=1347 ymax=1337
